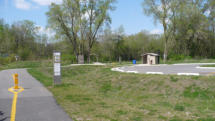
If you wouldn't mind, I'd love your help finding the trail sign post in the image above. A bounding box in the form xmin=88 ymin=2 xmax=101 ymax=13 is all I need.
xmin=53 ymin=51 xmax=61 ymax=85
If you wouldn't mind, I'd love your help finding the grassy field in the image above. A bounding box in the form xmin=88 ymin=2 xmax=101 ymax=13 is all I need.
xmin=201 ymin=65 xmax=215 ymax=67
xmin=28 ymin=65 xmax=215 ymax=121
xmin=106 ymin=59 xmax=215 ymax=65
xmin=1 ymin=58 xmax=215 ymax=71
xmin=161 ymin=59 xmax=215 ymax=64
xmin=0 ymin=59 xmax=76 ymax=71
xmin=0 ymin=60 xmax=52 ymax=70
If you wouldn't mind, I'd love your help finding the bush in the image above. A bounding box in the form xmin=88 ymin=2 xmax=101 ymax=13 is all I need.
xmin=168 ymin=54 xmax=192 ymax=61
xmin=0 ymin=54 xmax=16 ymax=65
xmin=61 ymin=53 xmax=76 ymax=64
xmin=18 ymin=48 xmax=31 ymax=60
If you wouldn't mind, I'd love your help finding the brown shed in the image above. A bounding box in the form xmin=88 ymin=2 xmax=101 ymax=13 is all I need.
xmin=141 ymin=53 xmax=160 ymax=65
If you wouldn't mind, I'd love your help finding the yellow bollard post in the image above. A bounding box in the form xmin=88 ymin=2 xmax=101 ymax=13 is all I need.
xmin=9 ymin=74 xmax=24 ymax=121
xmin=13 ymin=74 xmax=19 ymax=89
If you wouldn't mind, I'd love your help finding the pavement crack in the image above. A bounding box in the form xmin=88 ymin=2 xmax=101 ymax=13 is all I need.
xmin=0 ymin=110 xmax=8 ymax=121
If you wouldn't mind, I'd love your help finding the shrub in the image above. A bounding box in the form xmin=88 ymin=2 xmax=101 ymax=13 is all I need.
xmin=61 ymin=53 xmax=76 ymax=64
xmin=18 ymin=48 xmax=31 ymax=60
xmin=168 ymin=54 xmax=192 ymax=61
xmin=0 ymin=54 xmax=16 ymax=65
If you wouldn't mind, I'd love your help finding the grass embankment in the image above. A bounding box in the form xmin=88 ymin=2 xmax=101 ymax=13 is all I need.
xmin=114 ymin=59 xmax=215 ymax=65
xmin=163 ymin=59 xmax=215 ymax=64
xmin=28 ymin=65 xmax=215 ymax=121
xmin=0 ymin=60 xmax=52 ymax=71
xmin=0 ymin=59 xmax=75 ymax=71
xmin=201 ymin=65 xmax=215 ymax=67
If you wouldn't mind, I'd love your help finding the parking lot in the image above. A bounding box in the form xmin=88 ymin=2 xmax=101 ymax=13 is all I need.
xmin=112 ymin=63 xmax=215 ymax=76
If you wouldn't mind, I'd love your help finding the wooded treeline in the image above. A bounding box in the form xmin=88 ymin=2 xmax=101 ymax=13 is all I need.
xmin=0 ymin=19 xmax=53 ymax=64
xmin=1 ymin=0 xmax=215 ymax=64
xmin=143 ymin=0 xmax=215 ymax=62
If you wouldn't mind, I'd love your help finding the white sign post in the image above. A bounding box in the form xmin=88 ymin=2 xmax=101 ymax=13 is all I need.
xmin=53 ymin=51 xmax=61 ymax=85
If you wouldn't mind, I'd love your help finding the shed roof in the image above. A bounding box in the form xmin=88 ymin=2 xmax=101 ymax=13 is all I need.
xmin=141 ymin=53 xmax=159 ymax=56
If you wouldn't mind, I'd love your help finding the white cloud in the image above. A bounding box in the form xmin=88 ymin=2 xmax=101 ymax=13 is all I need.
xmin=32 ymin=0 xmax=62 ymax=6
xmin=14 ymin=0 xmax=62 ymax=10
xmin=14 ymin=0 xmax=31 ymax=10
xmin=150 ymin=29 xmax=163 ymax=35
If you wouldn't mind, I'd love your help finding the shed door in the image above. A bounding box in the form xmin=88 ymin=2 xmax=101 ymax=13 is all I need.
xmin=143 ymin=55 xmax=147 ymax=64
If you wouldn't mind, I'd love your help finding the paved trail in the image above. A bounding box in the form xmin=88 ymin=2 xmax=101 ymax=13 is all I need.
xmin=0 ymin=69 xmax=72 ymax=121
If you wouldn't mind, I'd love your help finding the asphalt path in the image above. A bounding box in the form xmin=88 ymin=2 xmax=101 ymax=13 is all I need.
xmin=113 ymin=63 xmax=215 ymax=76
xmin=0 ymin=69 xmax=72 ymax=121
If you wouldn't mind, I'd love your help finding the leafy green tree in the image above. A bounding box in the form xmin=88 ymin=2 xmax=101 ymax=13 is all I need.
xmin=169 ymin=0 xmax=209 ymax=57
xmin=0 ymin=19 xmax=51 ymax=62
xmin=47 ymin=1 xmax=82 ymax=61
xmin=47 ymin=0 xmax=116 ymax=63
xmin=79 ymin=0 xmax=116 ymax=63
xmin=142 ymin=0 xmax=172 ymax=63
xmin=0 ymin=19 xmax=14 ymax=54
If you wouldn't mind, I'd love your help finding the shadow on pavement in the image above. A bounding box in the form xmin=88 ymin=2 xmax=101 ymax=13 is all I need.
xmin=0 ymin=110 xmax=8 ymax=121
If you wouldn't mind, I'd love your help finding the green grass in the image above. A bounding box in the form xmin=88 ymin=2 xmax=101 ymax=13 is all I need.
xmin=0 ymin=59 xmax=73 ymax=71
xmin=201 ymin=65 xmax=215 ymax=67
xmin=108 ymin=61 xmax=142 ymax=67
xmin=28 ymin=68 xmax=53 ymax=87
xmin=0 ymin=60 xmax=52 ymax=70
xmin=174 ymin=104 xmax=185 ymax=111
xmin=109 ymin=59 xmax=215 ymax=65
xmin=28 ymin=65 xmax=215 ymax=121
xmin=162 ymin=59 xmax=215 ymax=64
xmin=170 ymin=76 xmax=178 ymax=82
xmin=0 ymin=66 xmax=3 ymax=71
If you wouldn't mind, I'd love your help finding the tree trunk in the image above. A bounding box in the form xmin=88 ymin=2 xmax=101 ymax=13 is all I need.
xmin=164 ymin=40 xmax=167 ymax=63
xmin=161 ymin=0 xmax=168 ymax=64
xmin=76 ymin=55 xmax=79 ymax=64
xmin=87 ymin=47 xmax=91 ymax=63
xmin=119 ymin=56 xmax=121 ymax=64
xmin=163 ymin=28 xmax=168 ymax=63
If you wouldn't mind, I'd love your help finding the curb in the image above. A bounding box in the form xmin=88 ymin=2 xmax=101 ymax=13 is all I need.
xmin=177 ymin=73 xmax=199 ymax=76
xmin=146 ymin=72 xmax=164 ymax=75
xmin=196 ymin=66 xmax=215 ymax=69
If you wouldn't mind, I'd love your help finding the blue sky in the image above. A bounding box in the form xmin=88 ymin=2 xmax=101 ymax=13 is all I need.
xmin=0 ymin=0 xmax=163 ymax=35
